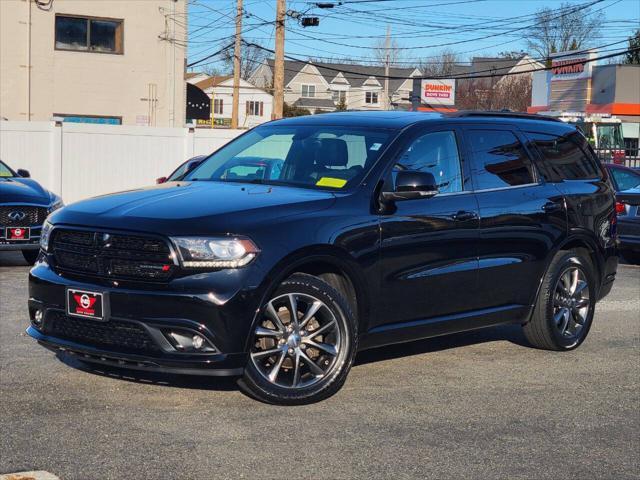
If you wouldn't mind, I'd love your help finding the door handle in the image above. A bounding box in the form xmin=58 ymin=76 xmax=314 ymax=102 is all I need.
xmin=542 ymin=202 xmax=563 ymax=213
xmin=451 ymin=210 xmax=478 ymax=222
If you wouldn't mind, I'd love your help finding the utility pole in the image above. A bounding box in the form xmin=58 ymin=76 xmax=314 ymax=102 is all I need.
xmin=231 ymin=0 xmax=243 ymax=129
xmin=272 ymin=0 xmax=286 ymax=119
xmin=384 ymin=24 xmax=390 ymax=110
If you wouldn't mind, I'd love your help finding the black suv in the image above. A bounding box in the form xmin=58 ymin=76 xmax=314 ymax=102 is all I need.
xmin=27 ymin=112 xmax=618 ymax=404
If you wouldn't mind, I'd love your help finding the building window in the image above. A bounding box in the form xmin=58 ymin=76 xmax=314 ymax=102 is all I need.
xmin=54 ymin=114 xmax=122 ymax=125
xmin=332 ymin=90 xmax=347 ymax=103
xmin=246 ymin=101 xmax=264 ymax=116
xmin=365 ymin=91 xmax=379 ymax=104
xmin=301 ymin=85 xmax=316 ymax=98
xmin=55 ymin=15 xmax=123 ymax=54
xmin=213 ymin=98 xmax=224 ymax=115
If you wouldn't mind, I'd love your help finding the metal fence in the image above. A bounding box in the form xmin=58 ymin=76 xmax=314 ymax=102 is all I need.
xmin=594 ymin=147 xmax=640 ymax=169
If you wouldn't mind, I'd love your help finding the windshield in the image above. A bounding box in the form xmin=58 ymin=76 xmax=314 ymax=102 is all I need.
xmin=186 ymin=125 xmax=393 ymax=190
xmin=596 ymin=124 xmax=624 ymax=149
xmin=0 ymin=160 xmax=16 ymax=178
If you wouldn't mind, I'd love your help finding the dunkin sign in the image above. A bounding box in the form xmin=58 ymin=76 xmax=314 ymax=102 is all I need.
xmin=420 ymin=79 xmax=456 ymax=106
xmin=550 ymin=49 xmax=597 ymax=81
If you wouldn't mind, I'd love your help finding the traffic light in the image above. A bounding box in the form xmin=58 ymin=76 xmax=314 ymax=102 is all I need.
xmin=301 ymin=17 xmax=320 ymax=27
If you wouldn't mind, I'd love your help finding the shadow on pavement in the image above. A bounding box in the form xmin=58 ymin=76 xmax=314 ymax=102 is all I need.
xmin=354 ymin=323 xmax=530 ymax=367
xmin=56 ymin=353 xmax=239 ymax=391
xmin=53 ymin=322 xmax=531 ymax=393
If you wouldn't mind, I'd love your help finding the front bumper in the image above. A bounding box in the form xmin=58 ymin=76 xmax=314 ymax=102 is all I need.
xmin=0 ymin=225 xmax=41 ymax=250
xmin=0 ymin=243 xmax=39 ymax=250
xmin=28 ymin=326 xmax=246 ymax=376
xmin=27 ymin=259 xmax=265 ymax=376
xmin=618 ymin=218 xmax=640 ymax=252
xmin=618 ymin=235 xmax=640 ymax=252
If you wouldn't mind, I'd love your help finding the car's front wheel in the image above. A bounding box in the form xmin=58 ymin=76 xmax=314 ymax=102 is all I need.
xmin=239 ymin=273 xmax=357 ymax=405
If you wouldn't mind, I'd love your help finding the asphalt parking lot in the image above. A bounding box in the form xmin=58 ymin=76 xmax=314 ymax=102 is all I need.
xmin=1 ymin=251 xmax=638 ymax=480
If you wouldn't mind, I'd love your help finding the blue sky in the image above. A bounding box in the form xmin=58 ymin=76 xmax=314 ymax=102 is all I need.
xmin=186 ymin=0 xmax=640 ymax=71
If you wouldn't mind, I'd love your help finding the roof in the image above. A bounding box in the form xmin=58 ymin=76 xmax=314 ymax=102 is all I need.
xmin=450 ymin=56 xmax=525 ymax=78
xmin=270 ymin=111 xmax=442 ymax=129
xmin=194 ymin=75 xmax=233 ymax=90
xmin=293 ymin=98 xmax=337 ymax=109
xmin=185 ymin=72 xmax=203 ymax=80
xmin=266 ymin=110 xmax=577 ymax=133
xmin=265 ymin=59 xmax=417 ymax=93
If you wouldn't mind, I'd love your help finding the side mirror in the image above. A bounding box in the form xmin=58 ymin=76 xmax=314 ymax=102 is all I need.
xmin=381 ymin=170 xmax=438 ymax=202
xmin=17 ymin=169 xmax=30 ymax=178
xmin=156 ymin=176 xmax=167 ymax=184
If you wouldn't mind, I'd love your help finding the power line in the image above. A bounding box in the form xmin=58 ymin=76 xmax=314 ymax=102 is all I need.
xmin=285 ymin=0 xmax=609 ymax=51
xmin=244 ymin=41 xmax=638 ymax=81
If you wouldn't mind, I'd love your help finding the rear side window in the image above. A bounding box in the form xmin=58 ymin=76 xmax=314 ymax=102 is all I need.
xmin=525 ymin=131 xmax=600 ymax=181
xmin=466 ymin=130 xmax=535 ymax=190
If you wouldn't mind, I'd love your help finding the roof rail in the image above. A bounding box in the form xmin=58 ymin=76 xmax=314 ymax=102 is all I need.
xmin=451 ymin=111 xmax=563 ymax=123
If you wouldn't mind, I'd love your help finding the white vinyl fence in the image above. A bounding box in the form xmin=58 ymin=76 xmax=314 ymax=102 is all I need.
xmin=0 ymin=121 xmax=243 ymax=204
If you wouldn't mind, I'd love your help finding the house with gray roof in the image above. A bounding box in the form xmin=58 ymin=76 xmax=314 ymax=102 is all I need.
xmin=249 ymin=59 xmax=420 ymax=113
xmin=449 ymin=55 xmax=543 ymax=102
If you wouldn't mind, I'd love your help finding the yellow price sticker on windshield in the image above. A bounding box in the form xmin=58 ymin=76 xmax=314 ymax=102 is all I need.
xmin=316 ymin=177 xmax=347 ymax=188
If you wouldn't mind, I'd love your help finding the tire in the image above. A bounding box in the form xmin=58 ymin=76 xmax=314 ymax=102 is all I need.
xmin=239 ymin=273 xmax=357 ymax=405
xmin=523 ymin=250 xmax=596 ymax=351
xmin=22 ymin=250 xmax=39 ymax=265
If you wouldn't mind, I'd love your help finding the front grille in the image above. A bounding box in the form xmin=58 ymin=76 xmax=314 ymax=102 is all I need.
xmin=50 ymin=228 xmax=175 ymax=281
xmin=0 ymin=205 xmax=48 ymax=226
xmin=45 ymin=311 xmax=161 ymax=354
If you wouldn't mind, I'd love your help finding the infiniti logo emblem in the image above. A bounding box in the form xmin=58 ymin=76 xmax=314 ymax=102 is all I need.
xmin=8 ymin=211 xmax=26 ymax=221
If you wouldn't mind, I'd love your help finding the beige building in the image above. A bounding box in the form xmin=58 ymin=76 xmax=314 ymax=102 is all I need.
xmin=0 ymin=0 xmax=186 ymax=126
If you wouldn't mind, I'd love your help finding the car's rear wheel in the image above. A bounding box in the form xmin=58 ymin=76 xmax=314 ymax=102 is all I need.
xmin=523 ymin=250 xmax=596 ymax=351
xmin=622 ymin=250 xmax=640 ymax=265
xmin=239 ymin=273 xmax=357 ymax=405
xmin=22 ymin=250 xmax=39 ymax=265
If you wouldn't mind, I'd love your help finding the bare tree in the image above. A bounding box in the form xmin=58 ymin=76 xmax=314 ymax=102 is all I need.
xmin=221 ymin=42 xmax=269 ymax=79
xmin=491 ymin=75 xmax=533 ymax=112
xmin=371 ymin=37 xmax=405 ymax=68
xmin=418 ymin=49 xmax=459 ymax=77
xmin=456 ymin=75 xmax=532 ymax=112
xmin=625 ymin=30 xmax=640 ymax=65
xmin=201 ymin=64 xmax=223 ymax=77
xmin=527 ymin=2 xmax=601 ymax=62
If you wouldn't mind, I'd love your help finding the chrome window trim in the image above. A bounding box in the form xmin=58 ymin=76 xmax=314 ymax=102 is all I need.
xmin=472 ymin=182 xmax=541 ymax=194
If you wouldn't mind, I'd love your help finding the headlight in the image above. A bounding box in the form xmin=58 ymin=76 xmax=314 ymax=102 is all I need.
xmin=40 ymin=220 xmax=53 ymax=251
xmin=171 ymin=236 xmax=259 ymax=268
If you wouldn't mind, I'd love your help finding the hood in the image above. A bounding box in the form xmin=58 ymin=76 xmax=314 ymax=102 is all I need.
xmin=50 ymin=181 xmax=337 ymax=235
xmin=0 ymin=177 xmax=52 ymax=205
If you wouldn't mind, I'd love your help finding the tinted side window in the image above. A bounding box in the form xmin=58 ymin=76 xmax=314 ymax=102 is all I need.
xmin=467 ymin=130 xmax=535 ymax=190
xmin=610 ymin=167 xmax=640 ymax=191
xmin=396 ymin=131 xmax=463 ymax=193
xmin=526 ymin=131 xmax=600 ymax=181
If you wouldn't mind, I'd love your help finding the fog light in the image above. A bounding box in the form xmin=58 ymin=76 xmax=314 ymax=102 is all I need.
xmin=165 ymin=330 xmax=215 ymax=353
xmin=34 ymin=309 xmax=44 ymax=326
xmin=192 ymin=334 xmax=205 ymax=350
